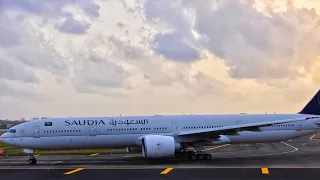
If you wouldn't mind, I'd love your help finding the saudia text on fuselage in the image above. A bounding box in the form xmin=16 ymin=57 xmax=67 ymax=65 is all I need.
xmin=65 ymin=119 xmax=149 ymax=126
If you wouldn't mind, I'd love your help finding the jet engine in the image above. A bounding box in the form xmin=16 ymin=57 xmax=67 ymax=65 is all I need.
xmin=141 ymin=135 xmax=181 ymax=158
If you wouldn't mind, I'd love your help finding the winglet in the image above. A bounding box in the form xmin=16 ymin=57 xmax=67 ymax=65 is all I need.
xmin=299 ymin=90 xmax=320 ymax=115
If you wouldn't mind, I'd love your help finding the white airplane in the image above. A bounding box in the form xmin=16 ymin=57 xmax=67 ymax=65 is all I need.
xmin=1 ymin=90 xmax=320 ymax=165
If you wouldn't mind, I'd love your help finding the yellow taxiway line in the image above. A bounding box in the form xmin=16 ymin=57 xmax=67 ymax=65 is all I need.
xmin=204 ymin=144 xmax=230 ymax=151
xmin=160 ymin=168 xmax=173 ymax=175
xmin=64 ymin=168 xmax=84 ymax=175
xmin=90 ymin=153 xmax=99 ymax=156
xmin=2 ymin=167 xmax=320 ymax=170
xmin=261 ymin=168 xmax=269 ymax=175
xmin=310 ymin=134 xmax=316 ymax=140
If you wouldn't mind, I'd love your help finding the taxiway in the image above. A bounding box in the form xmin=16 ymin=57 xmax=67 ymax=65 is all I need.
xmin=0 ymin=134 xmax=320 ymax=179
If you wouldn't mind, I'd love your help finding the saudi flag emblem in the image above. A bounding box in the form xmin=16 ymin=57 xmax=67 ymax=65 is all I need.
xmin=45 ymin=122 xmax=52 ymax=126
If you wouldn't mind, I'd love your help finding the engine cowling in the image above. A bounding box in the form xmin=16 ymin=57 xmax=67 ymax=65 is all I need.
xmin=211 ymin=135 xmax=231 ymax=145
xmin=141 ymin=135 xmax=181 ymax=158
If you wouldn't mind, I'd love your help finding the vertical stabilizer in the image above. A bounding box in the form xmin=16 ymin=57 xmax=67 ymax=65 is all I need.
xmin=299 ymin=90 xmax=320 ymax=115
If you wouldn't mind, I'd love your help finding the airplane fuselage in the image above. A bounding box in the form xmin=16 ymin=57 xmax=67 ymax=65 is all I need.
xmin=2 ymin=113 xmax=320 ymax=150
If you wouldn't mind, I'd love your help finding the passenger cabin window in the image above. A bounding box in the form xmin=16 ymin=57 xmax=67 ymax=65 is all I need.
xmin=43 ymin=129 xmax=81 ymax=134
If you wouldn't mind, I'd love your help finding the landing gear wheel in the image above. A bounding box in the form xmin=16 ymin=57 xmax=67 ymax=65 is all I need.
xmin=205 ymin=153 xmax=212 ymax=160
xmin=28 ymin=158 xmax=37 ymax=165
xmin=190 ymin=154 xmax=197 ymax=161
xmin=197 ymin=154 xmax=204 ymax=160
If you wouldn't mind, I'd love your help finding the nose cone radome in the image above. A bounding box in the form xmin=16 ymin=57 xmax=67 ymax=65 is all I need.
xmin=0 ymin=132 xmax=15 ymax=145
xmin=0 ymin=132 xmax=13 ymax=140
xmin=0 ymin=132 xmax=6 ymax=142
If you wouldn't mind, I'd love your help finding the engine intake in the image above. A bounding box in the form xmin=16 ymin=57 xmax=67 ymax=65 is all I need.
xmin=141 ymin=135 xmax=180 ymax=158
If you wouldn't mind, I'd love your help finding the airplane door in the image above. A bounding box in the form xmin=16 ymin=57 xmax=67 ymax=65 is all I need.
xmin=171 ymin=123 xmax=179 ymax=133
xmin=297 ymin=122 xmax=303 ymax=131
xmin=33 ymin=126 xmax=40 ymax=138
xmin=89 ymin=125 xmax=97 ymax=136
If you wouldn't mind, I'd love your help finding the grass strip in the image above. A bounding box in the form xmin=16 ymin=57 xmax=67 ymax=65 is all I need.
xmin=1 ymin=148 xmax=126 ymax=154
xmin=0 ymin=132 xmax=126 ymax=154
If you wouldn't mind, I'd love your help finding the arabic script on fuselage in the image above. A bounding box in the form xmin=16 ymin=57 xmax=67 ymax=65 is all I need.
xmin=109 ymin=119 xmax=149 ymax=126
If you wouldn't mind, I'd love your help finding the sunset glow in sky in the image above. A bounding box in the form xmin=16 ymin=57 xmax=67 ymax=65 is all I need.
xmin=0 ymin=0 xmax=319 ymax=119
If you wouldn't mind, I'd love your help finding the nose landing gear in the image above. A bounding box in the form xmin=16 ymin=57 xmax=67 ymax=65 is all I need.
xmin=28 ymin=157 xmax=37 ymax=165
xmin=24 ymin=149 xmax=37 ymax=165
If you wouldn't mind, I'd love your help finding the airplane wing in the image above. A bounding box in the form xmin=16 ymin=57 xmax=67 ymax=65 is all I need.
xmin=177 ymin=117 xmax=317 ymax=137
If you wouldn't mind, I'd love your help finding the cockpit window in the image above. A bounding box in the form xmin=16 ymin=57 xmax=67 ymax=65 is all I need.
xmin=8 ymin=129 xmax=16 ymax=133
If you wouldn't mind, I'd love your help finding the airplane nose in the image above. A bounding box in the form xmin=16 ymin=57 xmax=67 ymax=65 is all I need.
xmin=0 ymin=133 xmax=5 ymax=142
xmin=0 ymin=132 xmax=14 ymax=145
xmin=0 ymin=132 xmax=11 ymax=140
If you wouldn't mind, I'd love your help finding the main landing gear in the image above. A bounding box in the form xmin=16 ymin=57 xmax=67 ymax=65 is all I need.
xmin=187 ymin=151 xmax=212 ymax=161
xmin=175 ymin=150 xmax=212 ymax=161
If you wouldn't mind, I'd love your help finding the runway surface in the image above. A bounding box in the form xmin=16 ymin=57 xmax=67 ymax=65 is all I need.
xmin=1 ymin=134 xmax=320 ymax=179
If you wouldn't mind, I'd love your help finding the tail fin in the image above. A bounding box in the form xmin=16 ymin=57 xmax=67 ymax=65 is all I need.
xmin=299 ymin=90 xmax=320 ymax=115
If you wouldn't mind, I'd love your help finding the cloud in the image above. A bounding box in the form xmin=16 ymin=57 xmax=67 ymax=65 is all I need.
xmin=0 ymin=16 xmax=69 ymax=79
xmin=0 ymin=80 xmax=46 ymax=100
xmin=0 ymin=57 xmax=39 ymax=83
xmin=71 ymin=53 xmax=133 ymax=94
xmin=106 ymin=35 xmax=147 ymax=59
xmin=152 ymin=32 xmax=200 ymax=62
xmin=143 ymin=0 xmax=201 ymax=61
xmin=55 ymin=15 xmax=91 ymax=35
xmin=0 ymin=0 xmax=101 ymax=35
xmin=0 ymin=24 xmax=21 ymax=47
xmin=1 ymin=0 xmax=320 ymax=119
xmin=143 ymin=0 xmax=320 ymax=80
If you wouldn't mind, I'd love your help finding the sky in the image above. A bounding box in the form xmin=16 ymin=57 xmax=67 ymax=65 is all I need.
xmin=0 ymin=0 xmax=319 ymax=119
